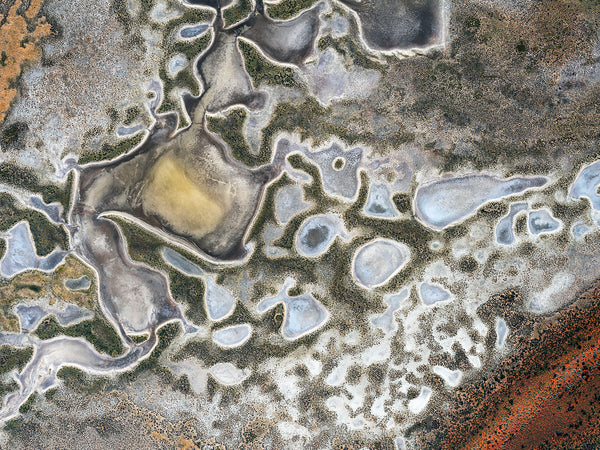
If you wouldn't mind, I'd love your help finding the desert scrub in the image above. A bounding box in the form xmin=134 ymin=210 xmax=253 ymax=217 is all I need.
xmin=266 ymin=0 xmax=318 ymax=19
xmin=223 ymin=0 xmax=252 ymax=27
xmin=121 ymin=322 xmax=182 ymax=383
xmin=0 ymin=346 xmax=33 ymax=375
xmin=0 ymin=162 xmax=72 ymax=210
xmin=207 ymin=107 xmax=269 ymax=167
xmin=238 ymin=39 xmax=302 ymax=89
xmin=79 ymin=132 xmax=145 ymax=165
xmin=317 ymin=35 xmax=387 ymax=73
xmin=0 ymin=193 xmax=69 ymax=256
xmin=33 ymin=316 xmax=123 ymax=357
xmin=57 ymin=366 xmax=108 ymax=395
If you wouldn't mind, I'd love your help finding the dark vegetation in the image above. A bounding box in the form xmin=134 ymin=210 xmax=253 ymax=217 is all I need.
xmin=266 ymin=0 xmax=318 ymax=19
xmin=0 ymin=192 xmax=69 ymax=256
xmin=223 ymin=0 xmax=252 ymax=27
xmin=238 ymin=39 xmax=302 ymax=89
xmin=0 ymin=346 xmax=33 ymax=375
xmin=1 ymin=122 xmax=27 ymax=147
xmin=0 ymin=162 xmax=72 ymax=210
xmin=206 ymin=107 xmax=257 ymax=167
xmin=79 ymin=132 xmax=145 ymax=165
xmin=33 ymin=316 xmax=123 ymax=357
xmin=121 ymin=322 xmax=182 ymax=383
xmin=57 ymin=366 xmax=108 ymax=395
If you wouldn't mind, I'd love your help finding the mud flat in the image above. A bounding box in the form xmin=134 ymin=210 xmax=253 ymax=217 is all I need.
xmin=363 ymin=183 xmax=400 ymax=219
xmin=241 ymin=2 xmax=324 ymax=65
xmin=419 ymin=282 xmax=451 ymax=306
xmin=208 ymin=362 xmax=250 ymax=386
xmin=161 ymin=247 xmax=204 ymax=276
xmin=301 ymin=48 xmax=381 ymax=105
xmin=307 ymin=143 xmax=363 ymax=200
xmin=70 ymin=213 xmax=185 ymax=336
xmin=0 ymin=332 xmax=156 ymax=422
xmin=28 ymin=196 xmax=63 ymax=224
xmin=295 ymin=213 xmax=347 ymax=257
xmin=0 ymin=221 xmax=67 ymax=278
xmin=64 ymin=275 xmax=91 ymax=291
xmin=571 ymin=220 xmax=595 ymax=240
xmin=212 ymin=323 xmax=252 ymax=348
xmin=74 ymin=0 xmax=318 ymax=264
xmin=528 ymin=208 xmax=562 ymax=235
xmin=275 ymin=138 xmax=363 ymax=200
xmin=16 ymin=303 xmax=92 ymax=332
xmin=180 ymin=23 xmax=209 ymax=39
xmin=204 ymin=276 xmax=237 ymax=321
xmin=371 ymin=288 xmax=410 ymax=334
xmin=495 ymin=317 xmax=509 ymax=348
xmin=338 ymin=0 xmax=445 ymax=51
xmin=257 ymin=278 xmax=328 ymax=340
xmin=570 ymin=159 xmax=600 ymax=210
xmin=414 ymin=174 xmax=547 ymax=230
xmin=408 ymin=386 xmax=432 ymax=414
xmin=275 ymin=184 xmax=311 ymax=224
xmin=352 ymin=238 xmax=410 ymax=289
xmin=432 ymin=366 xmax=462 ymax=387
xmin=495 ymin=202 xmax=527 ymax=245
xmin=77 ymin=129 xmax=275 ymax=261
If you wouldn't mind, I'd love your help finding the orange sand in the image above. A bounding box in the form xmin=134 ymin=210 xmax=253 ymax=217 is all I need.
xmin=0 ymin=0 xmax=52 ymax=123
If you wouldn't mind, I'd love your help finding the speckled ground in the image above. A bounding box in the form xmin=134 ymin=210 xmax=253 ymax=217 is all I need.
xmin=0 ymin=0 xmax=599 ymax=448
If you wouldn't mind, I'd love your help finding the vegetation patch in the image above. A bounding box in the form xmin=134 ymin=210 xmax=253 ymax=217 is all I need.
xmin=223 ymin=0 xmax=252 ymax=27
xmin=259 ymin=97 xmax=413 ymax=164
xmin=0 ymin=192 xmax=69 ymax=256
xmin=317 ymin=35 xmax=387 ymax=73
xmin=0 ymin=346 xmax=33 ymax=375
xmin=207 ymin=107 xmax=269 ymax=168
xmin=169 ymin=271 xmax=206 ymax=325
xmin=121 ymin=322 xmax=182 ymax=383
xmin=57 ymin=366 xmax=108 ymax=395
xmin=79 ymin=132 xmax=146 ymax=165
xmin=266 ymin=0 xmax=318 ymax=19
xmin=0 ymin=162 xmax=72 ymax=210
xmin=33 ymin=316 xmax=123 ymax=357
xmin=1 ymin=122 xmax=27 ymax=147
xmin=238 ymin=39 xmax=303 ymax=90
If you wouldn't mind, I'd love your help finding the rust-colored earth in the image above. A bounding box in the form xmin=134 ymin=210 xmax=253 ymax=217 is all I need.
xmin=412 ymin=284 xmax=600 ymax=449
xmin=0 ymin=0 xmax=52 ymax=124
